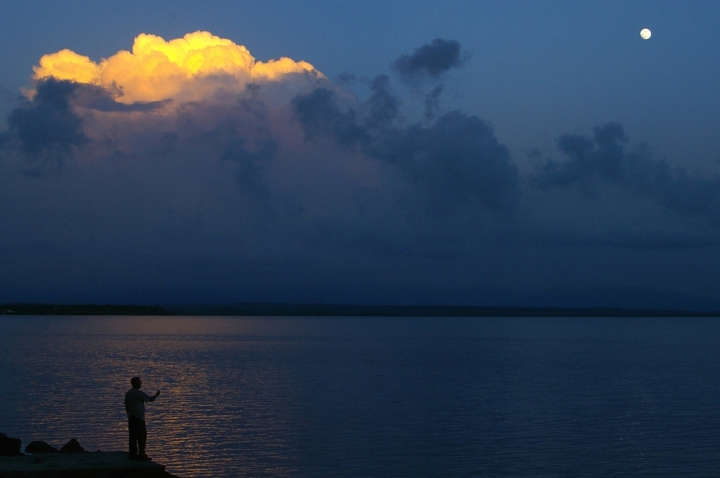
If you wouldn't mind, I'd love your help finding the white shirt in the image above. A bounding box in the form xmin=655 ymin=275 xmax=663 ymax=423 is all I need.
xmin=125 ymin=388 xmax=152 ymax=419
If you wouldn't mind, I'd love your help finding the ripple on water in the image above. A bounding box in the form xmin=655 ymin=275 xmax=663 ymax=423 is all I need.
xmin=1 ymin=316 xmax=720 ymax=477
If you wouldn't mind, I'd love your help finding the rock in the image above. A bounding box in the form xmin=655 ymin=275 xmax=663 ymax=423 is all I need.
xmin=0 ymin=451 xmax=185 ymax=477
xmin=60 ymin=438 xmax=85 ymax=453
xmin=0 ymin=432 xmax=22 ymax=456
xmin=26 ymin=440 xmax=60 ymax=453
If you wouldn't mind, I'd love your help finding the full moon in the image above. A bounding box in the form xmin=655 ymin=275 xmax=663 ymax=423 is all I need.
xmin=640 ymin=28 xmax=652 ymax=40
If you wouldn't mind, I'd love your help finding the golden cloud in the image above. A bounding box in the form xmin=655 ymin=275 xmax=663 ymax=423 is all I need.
xmin=33 ymin=31 xmax=323 ymax=103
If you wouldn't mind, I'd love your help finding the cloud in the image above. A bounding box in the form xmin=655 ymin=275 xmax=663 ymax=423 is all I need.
xmin=72 ymin=84 xmax=170 ymax=112
xmin=0 ymin=77 xmax=175 ymax=175
xmin=371 ymin=111 xmax=519 ymax=214
xmin=32 ymin=31 xmax=324 ymax=103
xmin=221 ymin=136 xmax=279 ymax=195
xmin=3 ymin=34 xmax=720 ymax=305
xmin=532 ymin=122 xmax=720 ymax=219
xmin=291 ymin=88 xmax=370 ymax=146
xmin=291 ymin=81 xmax=519 ymax=215
xmin=391 ymin=39 xmax=468 ymax=125
xmin=365 ymin=75 xmax=401 ymax=128
xmin=424 ymin=84 xmax=443 ymax=119
xmin=393 ymin=39 xmax=467 ymax=82
xmin=0 ymin=78 xmax=87 ymax=175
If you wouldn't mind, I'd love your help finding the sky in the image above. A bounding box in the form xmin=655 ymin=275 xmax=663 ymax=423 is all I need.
xmin=1 ymin=0 xmax=720 ymax=309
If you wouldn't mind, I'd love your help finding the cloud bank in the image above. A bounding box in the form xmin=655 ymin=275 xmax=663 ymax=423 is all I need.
xmin=2 ymin=34 xmax=719 ymax=305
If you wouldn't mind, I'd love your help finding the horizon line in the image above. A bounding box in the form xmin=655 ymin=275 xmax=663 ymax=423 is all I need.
xmin=2 ymin=302 xmax=719 ymax=318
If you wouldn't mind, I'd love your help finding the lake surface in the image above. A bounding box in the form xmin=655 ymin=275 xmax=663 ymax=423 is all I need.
xmin=1 ymin=316 xmax=720 ymax=477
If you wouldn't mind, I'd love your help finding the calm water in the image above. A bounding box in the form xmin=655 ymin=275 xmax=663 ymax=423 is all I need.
xmin=1 ymin=316 xmax=720 ymax=477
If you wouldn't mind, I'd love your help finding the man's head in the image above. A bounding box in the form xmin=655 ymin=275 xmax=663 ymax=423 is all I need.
xmin=131 ymin=377 xmax=142 ymax=389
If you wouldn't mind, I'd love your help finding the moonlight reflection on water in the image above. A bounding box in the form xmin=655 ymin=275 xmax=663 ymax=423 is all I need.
xmin=1 ymin=316 xmax=720 ymax=477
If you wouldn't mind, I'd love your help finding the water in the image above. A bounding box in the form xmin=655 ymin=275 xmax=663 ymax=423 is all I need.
xmin=1 ymin=316 xmax=720 ymax=477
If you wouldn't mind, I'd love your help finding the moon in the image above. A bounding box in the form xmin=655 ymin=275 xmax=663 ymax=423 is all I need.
xmin=640 ymin=28 xmax=652 ymax=40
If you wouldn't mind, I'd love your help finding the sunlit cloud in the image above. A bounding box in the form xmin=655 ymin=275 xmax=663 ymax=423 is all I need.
xmin=32 ymin=31 xmax=324 ymax=103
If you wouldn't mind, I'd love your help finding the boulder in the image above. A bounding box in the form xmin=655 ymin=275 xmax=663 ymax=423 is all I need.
xmin=26 ymin=440 xmax=61 ymax=453
xmin=0 ymin=432 xmax=22 ymax=456
xmin=60 ymin=438 xmax=85 ymax=453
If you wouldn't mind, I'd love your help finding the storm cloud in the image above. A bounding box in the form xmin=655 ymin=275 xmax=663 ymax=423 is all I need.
xmin=2 ymin=34 xmax=720 ymax=306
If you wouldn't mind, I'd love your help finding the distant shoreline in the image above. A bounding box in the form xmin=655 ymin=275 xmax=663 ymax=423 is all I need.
xmin=2 ymin=303 xmax=720 ymax=317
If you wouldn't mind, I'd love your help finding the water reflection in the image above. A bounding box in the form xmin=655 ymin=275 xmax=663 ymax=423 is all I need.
xmin=0 ymin=316 xmax=310 ymax=477
xmin=1 ymin=316 xmax=720 ymax=477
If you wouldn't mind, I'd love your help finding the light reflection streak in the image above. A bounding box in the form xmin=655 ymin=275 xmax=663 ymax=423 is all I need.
xmin=2 ymin=316 xmax=720 ymax=476
xmin=0 ymin=317 xmax=308 ymax=477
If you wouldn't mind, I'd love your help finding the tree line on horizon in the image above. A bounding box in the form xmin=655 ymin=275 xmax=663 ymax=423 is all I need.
xmin=1 ymin=303 xmax=719 ymax=317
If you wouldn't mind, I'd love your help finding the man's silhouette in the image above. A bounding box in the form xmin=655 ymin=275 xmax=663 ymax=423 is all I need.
xmin=124 ymin=377 xmax=160 ymax=460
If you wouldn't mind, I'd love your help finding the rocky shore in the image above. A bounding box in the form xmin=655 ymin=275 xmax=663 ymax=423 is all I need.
xmin=0 ymin=433 xmax=183 ymax=478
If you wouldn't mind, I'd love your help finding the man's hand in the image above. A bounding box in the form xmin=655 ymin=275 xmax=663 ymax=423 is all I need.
xmin=150 ymin=389 xmax=161 ymax=401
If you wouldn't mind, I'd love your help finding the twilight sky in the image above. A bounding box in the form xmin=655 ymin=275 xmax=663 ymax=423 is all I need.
xmin=1 ymin=1 xmax=720 ymax=308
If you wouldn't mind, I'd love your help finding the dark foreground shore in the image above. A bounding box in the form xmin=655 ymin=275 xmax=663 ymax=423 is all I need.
xmin=0 ymin=452 xmax=182 ymax=477
xmin=0 ymin=434 xmax=183 ymax=478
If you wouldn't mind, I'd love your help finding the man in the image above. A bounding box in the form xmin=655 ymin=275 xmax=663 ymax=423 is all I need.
xmin=124 ymin=377 xmax=160 ymax=460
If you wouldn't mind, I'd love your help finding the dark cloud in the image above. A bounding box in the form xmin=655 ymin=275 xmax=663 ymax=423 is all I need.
xmin=291 ymin=88 xmax=369 ymax=145
xmin=72 ymin=84 xmax=170 ymax=112
xmin=300 ymin=74 xmax=401 ymax=132
xmin=393 ymin=39 xmax=467 ymax=82
xmin=198 ymin=91 xmax=279 ymax=195
xmin=221 ymin=137 xmax=278 ymax=194
xmin=390 ymin=39 xmax=467 ymax=129
xmin=3 ymin=44 xmax=720 ymax=308
xmin=291 ymin=85 xmax=518 ymax=215
xmin=0 ymin=79 xmax=169 ymax=176
xmin=532 ymin=122 xmax=720 ymax=218
xmin=370 ymin=111 xmax=518 ymax=214
xmin=0 ymin=79 xmax=87 ymax=174
xmin=365 ymin=75 xmax=400 ymax=128
xmin=424 ymin=85 xmax=443 ymax=119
